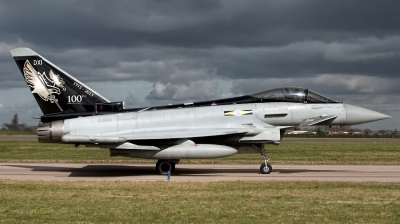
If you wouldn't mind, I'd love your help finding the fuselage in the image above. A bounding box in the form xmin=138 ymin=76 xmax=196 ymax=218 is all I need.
xmin=64 ymin=102 xmax=345 ymax=142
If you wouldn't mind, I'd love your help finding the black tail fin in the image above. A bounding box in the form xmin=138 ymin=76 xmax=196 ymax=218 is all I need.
xmin=10 ymin=48 xmax=109 ymax=115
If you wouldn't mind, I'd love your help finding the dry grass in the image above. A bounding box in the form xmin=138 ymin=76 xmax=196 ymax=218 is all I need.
xmin=0 ymin=181 xmax=399 ymax=223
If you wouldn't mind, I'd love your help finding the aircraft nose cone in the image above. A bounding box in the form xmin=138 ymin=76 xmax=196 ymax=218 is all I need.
xmin=343 ymin=104 xmax=391 ymax=125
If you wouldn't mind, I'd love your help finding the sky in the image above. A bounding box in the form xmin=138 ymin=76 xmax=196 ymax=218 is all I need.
xmin=0 ymin=0 xmax=399 ymax=130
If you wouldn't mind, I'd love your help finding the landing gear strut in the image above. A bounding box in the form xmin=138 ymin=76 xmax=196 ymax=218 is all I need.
xmin=156 ymin=160 xmax=177 ymax=175
xmin=253 ymin=144 xmax=272 ymax=174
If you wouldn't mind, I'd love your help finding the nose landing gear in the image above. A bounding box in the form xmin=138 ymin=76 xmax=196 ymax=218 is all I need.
xmin=253 ymin=144 xmax=272 ymax=174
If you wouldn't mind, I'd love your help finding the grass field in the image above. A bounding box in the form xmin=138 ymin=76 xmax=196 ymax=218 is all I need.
xmin=0 ymin=139 xmax=399 ymax=223
xmin=0 ymin=130 xmax=35 ymax=135
xmin=0 ymin=140 xmax=399 ymax=164
xmin=0 ymin=181 xmax=399 ymax=223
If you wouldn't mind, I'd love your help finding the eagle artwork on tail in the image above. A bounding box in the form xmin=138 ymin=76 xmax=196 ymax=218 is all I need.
xmin=22 ymin=60 xmax=66 ymax=103
xmin=49 ymin=69 xmax=66 ymax=91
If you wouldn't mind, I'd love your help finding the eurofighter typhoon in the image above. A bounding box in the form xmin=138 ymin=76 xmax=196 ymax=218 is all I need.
xmin=10 ymin=48 xmax=391 ymax=174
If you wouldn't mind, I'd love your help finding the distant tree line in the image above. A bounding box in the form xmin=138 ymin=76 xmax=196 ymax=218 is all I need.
xmin=289 ymin=125 xmax=399 ymax=137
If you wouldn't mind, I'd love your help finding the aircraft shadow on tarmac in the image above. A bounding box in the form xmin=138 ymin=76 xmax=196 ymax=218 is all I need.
xmin=4 ymin=164 xmax=342 ymax=178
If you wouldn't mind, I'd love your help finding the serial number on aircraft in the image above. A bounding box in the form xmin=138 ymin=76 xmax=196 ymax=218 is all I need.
xmin=98 ymin=118 xmax=112 ymax=122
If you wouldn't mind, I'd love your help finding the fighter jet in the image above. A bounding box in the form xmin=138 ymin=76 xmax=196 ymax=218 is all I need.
xmin=10 ymin=48 xmax=391 ymax=174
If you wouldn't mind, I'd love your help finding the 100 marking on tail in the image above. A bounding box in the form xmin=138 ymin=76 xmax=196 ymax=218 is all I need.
xmin=67 ymin=95 xmax=85 ymax=103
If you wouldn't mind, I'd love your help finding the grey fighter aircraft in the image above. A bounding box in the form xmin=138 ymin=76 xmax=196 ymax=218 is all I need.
xmin=10 ymin=48 xmax=391 ymax=174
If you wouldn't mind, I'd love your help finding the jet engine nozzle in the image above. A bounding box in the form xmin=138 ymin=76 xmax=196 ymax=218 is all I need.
xmin=343 ymin=104 xmax=391 ymax=125
xmin=37 ymin=120 xmax=64 ymax=143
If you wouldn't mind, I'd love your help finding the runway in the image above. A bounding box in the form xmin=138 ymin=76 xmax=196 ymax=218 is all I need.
xmin=0 ymin=163 xmax=399 ymax=182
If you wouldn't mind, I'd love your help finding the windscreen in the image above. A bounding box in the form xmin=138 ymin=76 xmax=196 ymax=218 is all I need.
xmin=307 ymin=90 xmax=338 ymax=103
xmin=251 ymin=87 xmax=307 ymax=103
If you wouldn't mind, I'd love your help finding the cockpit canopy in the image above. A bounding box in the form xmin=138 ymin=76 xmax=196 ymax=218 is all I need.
xmin=178 ymin=86 xmax=339 ymax=107
xmin=126 ymin=86 xmax=339 ymax=113
xmin=250 ymin=87 xmax=338 ymax=103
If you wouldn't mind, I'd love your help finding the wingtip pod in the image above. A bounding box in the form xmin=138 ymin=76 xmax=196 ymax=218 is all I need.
xmin=10 ymin=47 xmax=39 ymax=57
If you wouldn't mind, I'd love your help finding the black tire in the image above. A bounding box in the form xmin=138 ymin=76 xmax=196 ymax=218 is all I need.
xmin=260 ymin=163 xmax=272 ymax=174
xmin=156 ymin=160 xmax=175 ymax=175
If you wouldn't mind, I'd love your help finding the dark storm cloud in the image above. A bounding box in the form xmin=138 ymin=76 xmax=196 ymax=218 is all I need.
xmin=0 ymin=0 xmax=226 ymax=48
xmin=1 ymin=0 xmax=399 ymax=48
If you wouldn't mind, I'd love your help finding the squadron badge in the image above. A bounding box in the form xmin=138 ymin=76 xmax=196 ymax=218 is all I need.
xmin=22 ymin=60 xmax=66 ymax=103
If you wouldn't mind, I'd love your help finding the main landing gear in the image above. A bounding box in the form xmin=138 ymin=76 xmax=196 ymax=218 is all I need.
xmin=156 ymin=160 xmax=179 ymax=175
xmin=252 ymin=144 xmax=272 ymax=174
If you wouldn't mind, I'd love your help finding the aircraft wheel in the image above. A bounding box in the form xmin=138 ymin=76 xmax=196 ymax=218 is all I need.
xmin=260 ymin=163 xmax=272 ymax=174
xmin=156 ymin=160 xmax=175 ymax=175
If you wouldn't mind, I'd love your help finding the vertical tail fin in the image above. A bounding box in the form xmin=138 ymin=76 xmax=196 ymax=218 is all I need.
xmin=10 ymin=48 xmax=109 ymax=115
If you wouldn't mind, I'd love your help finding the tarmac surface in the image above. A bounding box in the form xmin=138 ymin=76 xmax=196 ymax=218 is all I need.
xmin=0 ymin=163 xmax=399 ymax=182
